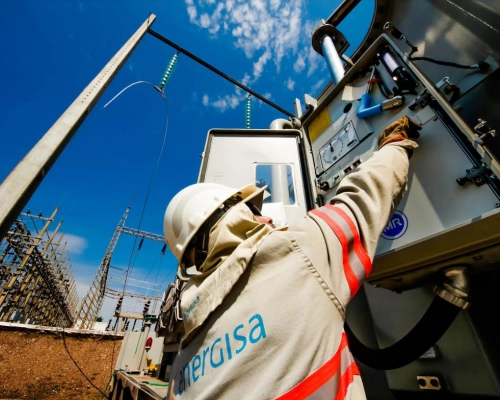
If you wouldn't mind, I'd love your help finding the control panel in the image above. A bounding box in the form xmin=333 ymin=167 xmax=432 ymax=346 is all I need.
xmin=303 ymin=34 xmax=500 ymax=289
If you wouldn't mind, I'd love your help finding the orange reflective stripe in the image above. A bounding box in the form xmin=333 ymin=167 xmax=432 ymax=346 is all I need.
xmin=310 ymin=208 xmax=360 ymax=296
xmin=326 ymin=205 xmax=372 ymax=277
xmin=335 ymin=362 xmax=356 ymax=400
xmin=276 ymin=334 xmax=349 ymax=400
xmin=351 ymin=362 xmax=360 ymax=376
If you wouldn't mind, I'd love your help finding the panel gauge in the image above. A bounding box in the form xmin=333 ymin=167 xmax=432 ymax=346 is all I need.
xmin=319 ymin=122 xmax=359 ymax=171
xmin=320 ymin=137 xmax=343 ymax=167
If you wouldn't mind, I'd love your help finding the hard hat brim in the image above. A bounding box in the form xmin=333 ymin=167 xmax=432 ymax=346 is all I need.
xmin=174 ymin=183 xmax=267 ymax=269
xmin=236 ymin=183 xmax=267 ymax=211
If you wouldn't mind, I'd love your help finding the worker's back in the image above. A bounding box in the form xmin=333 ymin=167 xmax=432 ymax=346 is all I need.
xmin=167 ymin=202 xmax=366 ymax=399
xmin=166 ymin=138 xmax=415 ymax=399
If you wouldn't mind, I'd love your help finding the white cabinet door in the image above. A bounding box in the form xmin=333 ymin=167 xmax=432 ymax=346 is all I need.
xmin=198 ymin=129 xmax=312 ymax=227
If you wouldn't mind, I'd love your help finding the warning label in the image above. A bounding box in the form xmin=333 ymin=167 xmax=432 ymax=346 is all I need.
xmin=308 ymin=107 xmax=331 ymax=143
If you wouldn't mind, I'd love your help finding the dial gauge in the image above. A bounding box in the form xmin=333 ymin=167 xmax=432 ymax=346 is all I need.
xmin=320 ymin=137 xmax=343 ymax=167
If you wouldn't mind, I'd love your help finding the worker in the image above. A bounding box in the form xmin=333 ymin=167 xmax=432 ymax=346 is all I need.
xmin=163 ymin=116 xmax=420 ymax=399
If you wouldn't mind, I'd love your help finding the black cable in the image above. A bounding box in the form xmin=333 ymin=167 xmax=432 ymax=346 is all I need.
xmin=410 ymin=56 xmax=480 ymax=70
xmin=147 ymin=28 xmax=295 ymax=119
xmin=345 ymin=296 xmax=461 ymax=370
xmin=61 ymin=328 xmax=108 ymax=398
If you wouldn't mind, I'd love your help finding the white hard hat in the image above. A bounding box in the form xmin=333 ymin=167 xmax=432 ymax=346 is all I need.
xmin=163 ymin=182 xmax=266 ymax=266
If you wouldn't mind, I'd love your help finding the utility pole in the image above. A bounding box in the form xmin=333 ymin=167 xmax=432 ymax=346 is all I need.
xmin=0 ymin=14 xmax=156 ymax=239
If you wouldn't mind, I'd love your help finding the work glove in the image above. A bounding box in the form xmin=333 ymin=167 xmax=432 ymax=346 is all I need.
xmin=378 ymin=116 xmax=421 ymax=157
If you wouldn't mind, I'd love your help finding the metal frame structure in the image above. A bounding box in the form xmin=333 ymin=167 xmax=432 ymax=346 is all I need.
xmin=73 ymin=207 xmax=165 ymax=330
xmin=0 ymin=207 xmax=79 ymax=327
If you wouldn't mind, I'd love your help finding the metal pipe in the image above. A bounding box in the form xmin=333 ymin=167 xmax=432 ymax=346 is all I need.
xmin=269 ymin=119 xmax=293 ymax=130
xmin=0 ymin=15 xmax=156 ymax=239
xmin=271 ymin=165 xmax=291 ymax=205
xmin=321 ymin=35 xmax=345 ymax=85
xmin=434 ymin=266 xmax=471 ymax=309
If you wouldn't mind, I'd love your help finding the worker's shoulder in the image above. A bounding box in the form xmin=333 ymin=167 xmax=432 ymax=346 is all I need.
xmin=260 ymin=215 xmax=324 ymax=250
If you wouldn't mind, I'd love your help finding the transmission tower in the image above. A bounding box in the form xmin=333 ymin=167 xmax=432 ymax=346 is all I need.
xmin=73 ymin=207 xmax=165 ymax=330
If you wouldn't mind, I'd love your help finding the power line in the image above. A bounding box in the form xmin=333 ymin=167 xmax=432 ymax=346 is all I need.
xmin=147 ymin=28 xmax=296 ymax=119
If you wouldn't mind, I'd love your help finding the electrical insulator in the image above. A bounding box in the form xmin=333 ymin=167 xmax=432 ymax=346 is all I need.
xmin=116 ymin=296 xmax=124 ymax=310
xmin=158 ymin=52 xmax=179 ymax=92
xmin=143 ymin=300 xmax=151 ymax=315
xmin=245 ymin=95 xmax=252 ymax=129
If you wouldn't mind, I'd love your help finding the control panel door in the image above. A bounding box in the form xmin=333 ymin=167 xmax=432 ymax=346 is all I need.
xmin=198 ymin=129 xmax=311 ymax=228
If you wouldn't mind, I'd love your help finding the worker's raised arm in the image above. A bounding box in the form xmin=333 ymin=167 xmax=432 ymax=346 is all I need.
xmin=289 ymin=117 xmax=420 ymax=308
xmin=331 ymin=116 xmax=420 ymax=258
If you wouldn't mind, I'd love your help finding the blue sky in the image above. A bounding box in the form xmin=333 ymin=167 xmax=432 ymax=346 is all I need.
xmin=0 ymin=0 xmax=373 ymax=321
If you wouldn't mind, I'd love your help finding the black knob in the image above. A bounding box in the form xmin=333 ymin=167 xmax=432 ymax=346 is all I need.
xmin=320 ymin=181 xmax=330 ymax=191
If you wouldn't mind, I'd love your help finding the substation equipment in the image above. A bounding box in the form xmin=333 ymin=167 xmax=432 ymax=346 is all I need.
xmin=187 ymin=1 xmax=500 ymax=398
xmin=2 ymin=0 xmax=500 ymax=399
xmin=0 ymin=208 xmax=79 ymax=327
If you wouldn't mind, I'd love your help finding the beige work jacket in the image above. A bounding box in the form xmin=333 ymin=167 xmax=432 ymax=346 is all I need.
xmin=167 ymin=142 xmax=416 ymax=399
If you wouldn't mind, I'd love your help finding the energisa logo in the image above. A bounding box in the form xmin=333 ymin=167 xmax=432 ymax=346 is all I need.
xmin=382 ymin=210 xmax=408 ymax=240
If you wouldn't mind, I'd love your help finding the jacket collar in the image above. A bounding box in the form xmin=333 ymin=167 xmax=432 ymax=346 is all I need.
xmin=179 ymin=202 xmax=277 ymax=345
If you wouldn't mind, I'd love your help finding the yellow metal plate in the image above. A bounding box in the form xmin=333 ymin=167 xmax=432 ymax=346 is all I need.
xmin=308 ymin=107 xmax=331 ymax=142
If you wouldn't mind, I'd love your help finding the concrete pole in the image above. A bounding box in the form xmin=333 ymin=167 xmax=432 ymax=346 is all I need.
xmin=0 ymin=15 xmax=156 ymax=239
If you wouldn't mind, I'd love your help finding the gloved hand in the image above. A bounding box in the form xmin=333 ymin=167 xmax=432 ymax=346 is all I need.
xmin=378 ymin=116 xmax=421 ymax=149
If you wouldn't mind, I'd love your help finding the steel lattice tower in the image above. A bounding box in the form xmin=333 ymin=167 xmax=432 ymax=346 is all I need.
xmin=73 ymin=208 xmax=165 ymax=330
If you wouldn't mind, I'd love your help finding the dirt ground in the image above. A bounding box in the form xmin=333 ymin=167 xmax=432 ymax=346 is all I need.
xmin=0 ymin=328 xmax=122 ymax=400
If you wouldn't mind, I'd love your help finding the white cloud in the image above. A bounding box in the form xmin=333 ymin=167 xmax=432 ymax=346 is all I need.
xmin=211 ymin=94 xmax=242 ymax=112
xmin=65 ymin=233 xmax=88 ymax=255
xmin=307 ymin=46 xmax=322 ymax=77
xmin=183 ymin=0 xmax=330 ymax=112
xmin=311 ymin=78 xmax=326 ymax=95
xmin=270 ymin=0 xmax=281 ymax=11
xmin=242 ymin=73 xmax=251 ymax=86
xmin=184 ymin=0 xmax=315 ymax=83
xmin=199 ymin=13 xmax=211 ymax=28
xmin=51 ymin=232 xmax=88 ymax=255
xmin=200 ymin=92 xmax=243 ymax=111
xmin=253 ymin=50 xmax=271 ymax=79
xmin=294 ymin=53 xmax=306 ymax=73
xmin=187 ymin=6 xmax=197 ymax=22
